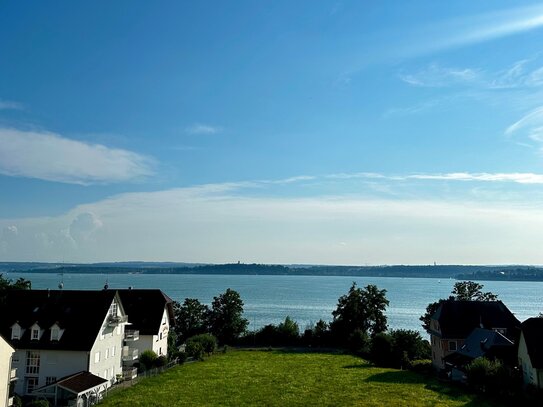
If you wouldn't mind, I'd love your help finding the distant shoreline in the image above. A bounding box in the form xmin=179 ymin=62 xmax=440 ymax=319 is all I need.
xmin=3 ymin=262 xmax=543 ymax=281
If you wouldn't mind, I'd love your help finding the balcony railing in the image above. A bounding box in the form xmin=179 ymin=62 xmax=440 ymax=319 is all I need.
xmin=8 ymin=397 xmax=14 ymax=407
xmin=125 ymin=329 xmax=139 ymax=341
xmin=107 ymin=314 xmax=128 ymax=327
xmin=122 ymin=367 xmax=138 ymax=380
xmin=9 ymin=368 xmax=17 ymax=381
xmin=122 ymin=347 xmax=139 ymax=361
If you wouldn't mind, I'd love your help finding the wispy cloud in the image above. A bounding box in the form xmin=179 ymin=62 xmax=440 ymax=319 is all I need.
xmin=505 ymin=106 xmax=543 ymax=149
xmin=4 ymin=177 xmax=543 ymax=264
xmin=399 ymin=64 xmax=481 ymax=88
xmin=0 ymin=128 xmax=154 ymax=185
xmin=0 ymin=99 xmax=23 ymax=110
xmin=185 ymin=123 xmax=222 ymax=135
xmin=406 ymin=4 xmax=543 ymax=56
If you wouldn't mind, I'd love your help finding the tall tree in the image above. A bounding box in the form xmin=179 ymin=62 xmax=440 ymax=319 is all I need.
xmin=330 ymin=282 xmax=389 ymax=343
xmin=209 ymin=288 xmax=248 ymax=344
xmin=172 ymin=298 xmax=210 ymax=342
xmin=420 ymin=281 xmax=498 ymax=331
xmin=0 ymin=274 xmax=31 ymax=290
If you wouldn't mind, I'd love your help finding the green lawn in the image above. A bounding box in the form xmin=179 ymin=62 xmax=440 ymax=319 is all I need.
xmin=101 ymin=350 xmax=499 ymax=407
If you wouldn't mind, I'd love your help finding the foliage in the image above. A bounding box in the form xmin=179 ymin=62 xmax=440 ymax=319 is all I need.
xmin=173 ymin=298 xmax=210 ymax=342
xmin=185 ymin=340 xmax=204 ymax=361
xmin=155 ymin=355 xmax=168 ymax=367
xmin=186 ymin=333 xmax=217 ymax=356
xmin=347 ymin=329 xmax=370 ymax=355
xmin=370 ymin=332 xmax=393 ymax=366
xmin=0 ymin=273 xmax=31 ymax=290
xmin=139 ymin=350 xmax=158 ymax=371
xmin=389 ymin=329 xmax=431 ymax=364
xmin=100 ymin=350 xmax=495 ymax=407
xmin=452 ymin=281 xmax=498 ymax=301
xmin=209 ymin=288 xmax=248 ymax=344
xmin=420 ymin=281 xmax=498 ymax=331
xmin=277 ymin=316 xmax=299 ymax=342
xmin=465 ymin=357 xmax=508 ymax=393
xmin=167 ymin=330 xmax=178 ymax=360
xmin=330 ymin=282 xmax=389 ymax=345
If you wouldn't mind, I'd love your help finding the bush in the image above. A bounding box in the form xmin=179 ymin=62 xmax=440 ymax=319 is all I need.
xmin=139 ymin=350 xmax=158 ymax=371
xmin=370 ymin=332 xmax=393 ymax=367
xmin=155 ymin=355 xmax=168 ymax=367
xmin=186 ymin=333 xmax=217 ymax=356
xmin=409 ymin=359 xmax=432 ymax=375
xmin=465 ymin=357 xmax=509 ymax=393
xmin=186 ymin=340 xmax=205 ymax=360
xmin=347 ymin=329 xmax=370 ymax=355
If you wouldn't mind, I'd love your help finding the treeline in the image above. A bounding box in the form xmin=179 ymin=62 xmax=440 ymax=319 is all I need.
xmin=173 ymin=283 xmax=430 ymax=370
xmin=8 ymin=262 xmax=543 ymax=279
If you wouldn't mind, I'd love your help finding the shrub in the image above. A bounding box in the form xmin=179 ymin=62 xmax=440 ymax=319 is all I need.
xmin=410 ymin=359 xmax=432 ymax=375
xmin=25 ymin=401 xmax=49 ymax=407
xmin=186 ymin=340 xmax=205 ymax=360
xmin=139 ymin=350 xmax=158 ymax=371
xmin=347 ymin=329 xmax=370 ymax=355
xmin=186 ymin=333 xmax=217 ymax=356
xmin=370 ymin=332 xmax=393 ymax=367
xmin=465 ymin=357 xmax=508 ymax=393
xmin=155 ymin=355 xmax=168 ymax=367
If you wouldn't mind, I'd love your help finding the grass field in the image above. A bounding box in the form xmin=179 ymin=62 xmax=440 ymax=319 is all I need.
xmin=100 ymin=350 xmax=500 ymax=407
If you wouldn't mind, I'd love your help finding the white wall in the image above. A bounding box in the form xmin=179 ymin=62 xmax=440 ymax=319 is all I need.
xmin=518 ymin=332 xmax=540 ymax=388
xmin=89 ymin=298 xmax=126 ymax=386
xmin=0 ymin=336 xmax=14 ymax=407
xmin=131 ymin=307 xmax=170 ymax=358
xmin=12 ymin=349 xmax=88 ymax=395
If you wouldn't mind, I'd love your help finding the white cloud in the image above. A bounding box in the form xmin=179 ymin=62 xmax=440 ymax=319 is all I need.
xmin=408 ymin=172 xmax=543 ymax=184
xmin=408 ymin=5 xmax=543 ymax=55
xmin=3 ymin=181 xmax=543 ymax=264
xmin=0 ymin=100 xmax=23 ymax=110
xmin=0 ymin=128 xmax=154 ymax=184
xmin=400 ymin=64 xmax=480 ymax=88
xmin=185 ymin=123 xmax=222 ymax=135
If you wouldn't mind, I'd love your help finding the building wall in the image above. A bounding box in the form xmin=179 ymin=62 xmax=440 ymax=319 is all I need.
xmin=131 ymin=307 xmax=170 ymax=357
xmin=518 ymin=332 xmax=541 ymax=388
xmin=430 ymin=332 xmax=464 ymax=370
xmin=12 ymin=349 xmax=88 ymax=396
xmin=0 ymin=336 xmax=14 ymax=407
xmin=89 ymin=298 xmax=126 ymax=386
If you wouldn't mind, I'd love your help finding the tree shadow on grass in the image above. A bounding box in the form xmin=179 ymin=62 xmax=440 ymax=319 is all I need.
xmin=269 ymin=347 xmax=343 ymax=355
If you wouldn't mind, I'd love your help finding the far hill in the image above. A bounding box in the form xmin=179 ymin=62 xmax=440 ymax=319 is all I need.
xmin=3 ymin=262 xmax=543 ymax=280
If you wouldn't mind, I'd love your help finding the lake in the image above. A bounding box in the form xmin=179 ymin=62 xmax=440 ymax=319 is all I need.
xmin=6 ymin=272 xmax=543 ymax=335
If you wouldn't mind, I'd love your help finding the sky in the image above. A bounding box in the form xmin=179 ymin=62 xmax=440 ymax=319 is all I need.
xmin=3 ymin=1 xmax=543 ymax=264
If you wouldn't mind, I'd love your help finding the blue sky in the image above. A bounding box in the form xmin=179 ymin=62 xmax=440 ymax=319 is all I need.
xmin=3 ymin=1 xmax=543 ymax=264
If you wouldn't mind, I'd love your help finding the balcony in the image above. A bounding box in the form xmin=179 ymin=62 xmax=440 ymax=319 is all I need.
xmin=122 ymin=367 xmax=138 ymax=381
xmin=122 ymin=347 xmax=139 ymax=362
xmin=107 ymin=314 xmax=128 ymax=327
xmin=125 ymin=329 xmax=139 ymax=341
xmin=9 ymin=368 xmax=17 ymax=381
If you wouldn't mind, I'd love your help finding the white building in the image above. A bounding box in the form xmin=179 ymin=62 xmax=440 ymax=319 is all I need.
xmin=0 ymin=334 xmax=16 ymax=407
xmin=518 ymin=317 xmax=543 ymax=389
xmin=0 ymin=289 xmax=132 ymax=405
xmin=117 ymin=289 xmax=174 ymax=358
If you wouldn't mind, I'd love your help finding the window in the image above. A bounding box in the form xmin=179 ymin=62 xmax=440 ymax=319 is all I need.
xmin=105 ymin=348 xmax=109 ymax=360
xmin=111 ymin=346 xmax=116 ymax=357
xmin=26 ymin=377 xmax=38 ymax=394
xmin=50 ymin=328 xmax=59 ymax=341
xmin=110 ymin=302 xmax=118 ymax=317
xmin=160 ymin=332 xmax=163 ymax=340
xmin=12 ymin=353 xmax=19 ymax=363
xmin=26 ymin=351 xmax=40 ymax=375
xmin=94 ymin=352 xmax=100 ymax=364
xmin=448 ymin=341 xmax=457 ymax=351
xmin=31 ymin=328 xmax=39 ymax=340
xmin=45 ymin=376 xmax=57 ymax=386
xmin=159 ymin=347 xmax=162 ymax=355
xmin=11 ymin=325 xmax=21 ymax=340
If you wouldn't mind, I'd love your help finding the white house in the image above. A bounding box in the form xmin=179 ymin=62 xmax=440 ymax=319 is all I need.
xmin=117 ymin=289 xmax=174 ymax=358
xmin=518 ymin=317 xmax=543 ymax=388
xmin=0 ymin=289 xmax=133 ymax=404
xmin=0 ymin=334 xmax=16 ymax=407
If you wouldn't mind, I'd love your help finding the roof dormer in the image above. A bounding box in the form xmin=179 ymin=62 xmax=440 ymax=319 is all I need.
xmin=50 ymin=323 xmax=64 ymax=341
xmin=10 ymin=322 xmax=21 ymax=340
xmin=30 ymin=323 xmax=42 ymax=341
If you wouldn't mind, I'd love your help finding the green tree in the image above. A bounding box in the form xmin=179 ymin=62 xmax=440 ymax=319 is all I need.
xmin=420 ymin=281 xmax=498 ymax=331
xmin=209 ymin=288 xmax=248 ymax=344
xmin=330 ymin=283 xmax=389 ymax=345
xmin=277 ymin=316 xmax=300 ymax=344
xmin=173 ymin=298 xmax=210 ymax=342
xmin=452 ymin=281 xmax=498 ymax=301
xmin=0 ymin=274 xmax=31 ymax=290
xmin=186 ymin=333 xmax=217 ymax=356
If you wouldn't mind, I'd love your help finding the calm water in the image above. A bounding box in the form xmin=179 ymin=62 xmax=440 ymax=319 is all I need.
xmin=6 ymin=273 xmax=543 ymax=335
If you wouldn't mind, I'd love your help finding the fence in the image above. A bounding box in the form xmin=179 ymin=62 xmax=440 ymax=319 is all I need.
xmin=107 ymin=358 xmax=180 ymax=394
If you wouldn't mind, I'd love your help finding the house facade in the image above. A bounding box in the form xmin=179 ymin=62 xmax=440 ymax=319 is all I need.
xmin=518 ymin=317 xmax=543 ymax=388
xmin=117 ymin=289 xmax=174 ymax=358
xmin=0 ymin=334 xmax=16 ymax=407
xmin=0 ymin=290 xmax=130 ymax=399
xmin=428 ymin=300 xmax=521 ymax=370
